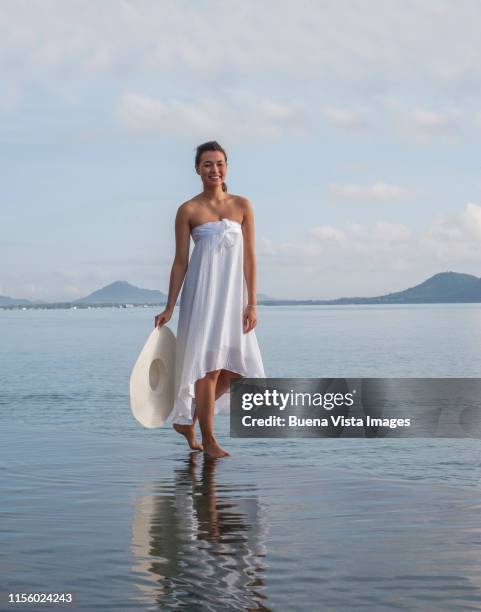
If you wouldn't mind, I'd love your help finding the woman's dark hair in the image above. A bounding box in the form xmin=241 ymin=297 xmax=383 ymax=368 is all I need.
xmin=195 ymin=141 xmax=228 ymax=192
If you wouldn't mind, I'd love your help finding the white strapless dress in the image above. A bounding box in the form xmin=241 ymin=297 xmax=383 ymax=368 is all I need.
xmin=170 ymin=218 xmax=266 ymax=425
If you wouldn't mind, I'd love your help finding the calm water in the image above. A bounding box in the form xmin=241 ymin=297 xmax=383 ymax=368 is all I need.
xmin=1 ymin=304 xmax=481 ymax=611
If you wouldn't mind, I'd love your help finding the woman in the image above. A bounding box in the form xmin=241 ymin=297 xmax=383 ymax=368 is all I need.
xmin=154 ymin=141 xmax=266 ymax=458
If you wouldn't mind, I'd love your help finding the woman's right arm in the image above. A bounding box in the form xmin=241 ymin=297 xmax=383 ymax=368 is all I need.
xmin=154 ymin=206 xmax=191 ymax=329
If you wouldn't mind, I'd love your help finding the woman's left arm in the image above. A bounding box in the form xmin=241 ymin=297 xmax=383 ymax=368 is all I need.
xmin=241 ymin=198 xmax=258 ymax=334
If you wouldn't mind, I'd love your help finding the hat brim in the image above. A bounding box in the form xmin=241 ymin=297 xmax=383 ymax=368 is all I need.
xmin=130 ymin=325 xmax=176 ymax=428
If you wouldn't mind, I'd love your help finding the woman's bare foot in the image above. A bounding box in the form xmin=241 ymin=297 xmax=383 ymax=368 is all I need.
xmin=202 ymin=436 xmax=230 ymax=458
xmin=173 ymin=423 xmax=203 ymax=451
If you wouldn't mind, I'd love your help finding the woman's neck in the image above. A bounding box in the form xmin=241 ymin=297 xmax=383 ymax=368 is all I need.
xmin=201 ymin=185 xmax=226 ymax=203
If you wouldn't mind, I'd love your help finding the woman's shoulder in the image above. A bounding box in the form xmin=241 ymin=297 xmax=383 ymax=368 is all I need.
xmin=176 ymin=198 xmax=200 ymax=219
xmin=233 ymin=195 xmax=254 ymax=220
xmin=230 ymin=193 xmax=250 ymax=204
xmin=178 ymin=197 xmax=196 ymax=210
xmin=228 ymin=194 xmax=253 ymax=212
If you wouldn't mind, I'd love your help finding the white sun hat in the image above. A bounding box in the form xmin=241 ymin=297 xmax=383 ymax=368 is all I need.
xmin=130 ymin=325 xmax=176 ymax=428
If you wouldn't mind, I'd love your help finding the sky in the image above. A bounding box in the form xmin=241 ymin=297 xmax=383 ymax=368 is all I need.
xmin=2 ymin=0 xmax=481 ymax=301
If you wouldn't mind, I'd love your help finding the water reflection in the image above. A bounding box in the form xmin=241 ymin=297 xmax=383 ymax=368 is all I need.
xmin=131 ymin=453 xmax=270 ymax=610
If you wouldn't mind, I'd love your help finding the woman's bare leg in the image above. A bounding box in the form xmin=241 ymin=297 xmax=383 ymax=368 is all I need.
xmin=172 ymin=404 xmax=203 ymax=451
xmin=196 ymin=370 xmax=230 ymax=458
xmin=214 ymin=369 xmax=243 ymax=400
xmin=173 ymin=369 xmax=241 ymax=455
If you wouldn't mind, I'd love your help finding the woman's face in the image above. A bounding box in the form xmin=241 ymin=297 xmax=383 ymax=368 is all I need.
xmin=197 ymin=151 xmax=227 ymax=188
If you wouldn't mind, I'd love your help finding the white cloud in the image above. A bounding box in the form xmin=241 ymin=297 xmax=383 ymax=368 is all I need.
xmin=321 ymin=105 xmax=370 ymax=131
xmin=116 ymin=91 xmax=309 ymax=140
xmin=425 ymin=202 xmax=481 ymax=261
xmin=411 ymin=108 xmax=452 ymax=130
xmin=114 ymin=90 xmax=474 ymax=143
xmin=259 ymin=203 xmax=481 ymax=277
xmin=404 ymin=107 xmax=459 ymax=141
xmin=309 ymin=225 xmax=345 ymax=243
xmin=329 ymin=181 xmax=417 ymax=202
xmin=3 ymin=1 xmax=481 ymax=143
xmin=379 ymin=97 xmax=462 ymax=143
xmin=2 ymin=0 xmax=481 ymax=95
xmin=0 ymin=82 xmax=21 ymax=113
xmin=473 ymin=111 xmax=481 ymax=131
xmin=116 ymin=92 xmax=168 ymax=133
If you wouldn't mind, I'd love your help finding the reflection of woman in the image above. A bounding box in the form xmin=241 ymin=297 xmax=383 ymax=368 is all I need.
xmin=155 ymin=141 xmax=266 ymax=458
xmin=130 ymin=453 xmax=269 ymax=609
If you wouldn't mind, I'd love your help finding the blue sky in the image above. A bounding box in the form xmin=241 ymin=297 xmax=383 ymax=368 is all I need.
xmin=2 ymin=0 xmax=481 ymax=301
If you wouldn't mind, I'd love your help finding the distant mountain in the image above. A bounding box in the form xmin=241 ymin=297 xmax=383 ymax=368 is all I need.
xmin=0 ymin=295 xmax=34 ymax=306
xmin=327 ymin=272 xmax=481 ymax=305
xmin=74 ymin=281 xmax=168 ymax=305
xmin=0 ymin=295 xmax=46 ymax=306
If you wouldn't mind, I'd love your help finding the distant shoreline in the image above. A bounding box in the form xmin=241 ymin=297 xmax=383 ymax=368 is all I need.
xmin=3 ymin=272 xmax=481 ymax=309
xmin=2 ymin=299 xmax=481 ymax=311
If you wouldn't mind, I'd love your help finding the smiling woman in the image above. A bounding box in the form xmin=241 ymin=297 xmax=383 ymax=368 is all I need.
xmin=154 ymin=141 xmax=266 ymax=458
xmin=196 ymin=142 xmax=229 ymax=193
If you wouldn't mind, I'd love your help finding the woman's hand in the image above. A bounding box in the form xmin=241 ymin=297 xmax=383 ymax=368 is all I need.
xmin=154 ymin=307 xmax=173 ymax=329
xmin=243 ymin=305 xmax=257 ymax=333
